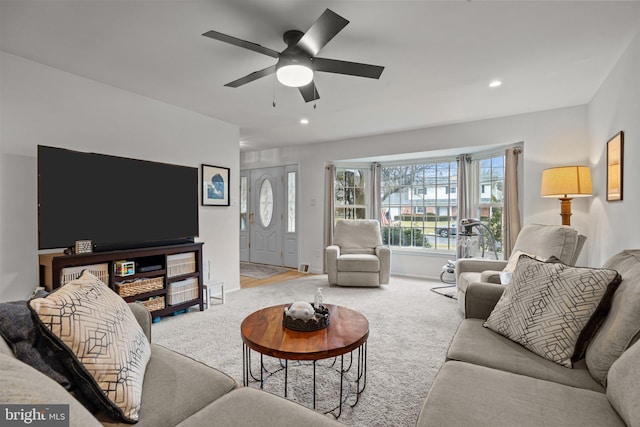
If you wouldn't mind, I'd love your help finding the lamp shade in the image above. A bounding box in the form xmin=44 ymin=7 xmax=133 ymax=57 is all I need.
xmin=540 ymin=166 xmax=592 ymax=198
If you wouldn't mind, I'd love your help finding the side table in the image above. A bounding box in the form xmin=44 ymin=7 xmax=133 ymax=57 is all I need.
xmin=241 ymin=304 xmax=368 ymax=418
xmin=203 ymin=280 xmax=224 ymax=308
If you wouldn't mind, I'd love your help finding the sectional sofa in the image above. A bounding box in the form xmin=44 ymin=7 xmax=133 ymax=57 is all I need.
xmin=0 ymin=301 xmax=341 ymax=427
xmin=417 ymin=249 xmax=640 ymax=427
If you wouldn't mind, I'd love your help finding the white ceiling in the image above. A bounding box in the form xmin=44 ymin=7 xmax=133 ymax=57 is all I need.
xmin=1 ymin=1 xmax=638 ymax=152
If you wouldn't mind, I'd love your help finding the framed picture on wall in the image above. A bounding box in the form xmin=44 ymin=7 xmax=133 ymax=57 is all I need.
xmin=202 ymin=164 xmax=230 ymax=206
xmin=606 ymin=131 xmax=624 ymax=202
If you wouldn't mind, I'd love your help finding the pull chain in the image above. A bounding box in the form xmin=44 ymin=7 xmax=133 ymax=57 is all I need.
xmin=272 ymin=76 xmax=276 ymax=108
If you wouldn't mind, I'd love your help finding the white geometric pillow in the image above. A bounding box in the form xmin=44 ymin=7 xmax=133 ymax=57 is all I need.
xmin=30 ymin=271 xmax=151 ymax=422
xmin=485 ymin=256 xmax=621 ymax=368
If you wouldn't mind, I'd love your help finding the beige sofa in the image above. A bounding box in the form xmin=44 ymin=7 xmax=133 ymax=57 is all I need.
xmin=418 ymin=249 xmax=640 ymax=427
xmin=0 ymin=302 xmax=341 ymax=427
xmin=455 ymin=224 xmax=586 ymax=313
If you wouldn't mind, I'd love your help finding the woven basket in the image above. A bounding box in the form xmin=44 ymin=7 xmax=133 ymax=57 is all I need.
xmin=116 ymin=276 xmax=164 ymax=297
xmin=141 ymin=296 xmax=165 ymax=312
xmin=167 ymin=252 xmax=196 ymax=278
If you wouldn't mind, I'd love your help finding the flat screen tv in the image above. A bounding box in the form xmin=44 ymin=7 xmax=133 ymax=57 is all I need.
xmin=38 ymin=145 xmax=199 ymax=252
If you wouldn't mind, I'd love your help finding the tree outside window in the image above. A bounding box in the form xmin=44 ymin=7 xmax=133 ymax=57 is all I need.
xmin=476 ymin=155 xmax=504 ymax=253
xmin=335 ymin=167 xmax=368 ymax=221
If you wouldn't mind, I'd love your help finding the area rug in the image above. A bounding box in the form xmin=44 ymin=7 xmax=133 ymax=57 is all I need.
xmin=240 ymin=262 xmax=290 ymax=279
xmin=152 ymin=275 xmax=463 ymax=426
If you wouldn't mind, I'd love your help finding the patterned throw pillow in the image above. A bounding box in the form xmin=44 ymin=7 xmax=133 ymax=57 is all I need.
xmin=484 ymin=256 xmax=621 ymax=368
xmin=30 ymin=271 xmax=151 ymax=422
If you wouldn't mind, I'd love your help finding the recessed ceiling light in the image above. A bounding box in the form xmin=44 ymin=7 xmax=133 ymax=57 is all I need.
xmin=489 ymin=80 xmax=502 ymax=88
xmin=300 ymin=118 xmax=309 ymax=125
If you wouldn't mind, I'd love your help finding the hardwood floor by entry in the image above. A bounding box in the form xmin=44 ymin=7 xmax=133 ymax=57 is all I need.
xmin=240 ymin=269 xmax=310 ymax=289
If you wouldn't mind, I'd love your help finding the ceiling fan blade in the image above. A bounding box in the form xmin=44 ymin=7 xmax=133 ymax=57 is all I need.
xmin=224 ymin=65 xmax=276 ymax=88
xmin=299 ymin=81 xmax=320 ymax=103
xmin=203 ymin=30 xmax=280 ymax=59
xmin=295 ymin=9 xmax=349 ymax=57
xmin=313 ymin=57 xmax=384 ymax=79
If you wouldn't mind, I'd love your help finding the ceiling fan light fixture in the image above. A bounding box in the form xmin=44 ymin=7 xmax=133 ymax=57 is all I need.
xmin=276 ymin=64 xmax=314 ymax=87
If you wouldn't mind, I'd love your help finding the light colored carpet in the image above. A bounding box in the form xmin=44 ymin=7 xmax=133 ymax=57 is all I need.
xmin=240 ymin=262 xmax=290 ymax=279
xmin=152 ymin=275 xmax=463 ymax=426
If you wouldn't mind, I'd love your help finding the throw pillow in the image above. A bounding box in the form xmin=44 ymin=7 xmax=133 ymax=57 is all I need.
xmin=30 ymin=271 xmax=151 ymax=423
xmin=484 ymin=255 xmax=621 ymax=368
xmin=586 ymin=250 xmax=640 ymax=385
xmin=0 ymin=290 xmax=69 ymax=385
xmin=0 ymin=291 xmax=103 ymax=412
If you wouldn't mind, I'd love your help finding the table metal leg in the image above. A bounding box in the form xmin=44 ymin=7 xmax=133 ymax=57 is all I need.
xmin=244 ymin=342 xmax=367 ymax=419
xmin=351 ymin=342 xmax=367 ymax=407
xmin=242 ymin=343 xmax=248 ymax=386
xmin=284 ymin=359 xmax=288 ymax=397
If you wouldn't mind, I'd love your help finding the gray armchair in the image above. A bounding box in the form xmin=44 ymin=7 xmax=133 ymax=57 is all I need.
xmin=456 ymin=224 xmax=586 ymax=313
xmin=326 ymin=219 xmax=391 ymax=287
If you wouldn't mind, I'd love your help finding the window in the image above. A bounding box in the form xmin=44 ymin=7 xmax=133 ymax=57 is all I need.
xmin=380 ymin=161 xmax=457 ymax=252
xmin=287 ymin=171 xmax=296 ymax=232
xmin=335 ymin=167 xmax=368 ymax=221
xmin=240 ymin=176 xmax=247 ymax=231
xmin=331 ymin=150 xmax=512 ymax=256
xmin=474 ymin=154 xmax=505 ymax=254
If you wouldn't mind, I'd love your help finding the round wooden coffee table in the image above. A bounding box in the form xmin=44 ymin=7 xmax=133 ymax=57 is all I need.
xmin=241 ymin=303 xmax=368 ymax=418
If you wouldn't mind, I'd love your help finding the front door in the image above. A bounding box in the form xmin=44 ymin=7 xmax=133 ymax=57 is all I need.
xmin=250 ymin=167 xmax=283 ymax=265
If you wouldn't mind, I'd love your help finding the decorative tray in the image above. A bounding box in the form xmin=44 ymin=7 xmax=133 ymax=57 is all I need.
xmin=283 ymin=303 xmax=330 ymax=332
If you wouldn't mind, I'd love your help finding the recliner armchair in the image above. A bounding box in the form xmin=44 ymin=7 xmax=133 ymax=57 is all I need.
xmin=326 ymin=219 xmax=390 ymax=287
xmin=456 ymin=224 xmax=586 ymax=313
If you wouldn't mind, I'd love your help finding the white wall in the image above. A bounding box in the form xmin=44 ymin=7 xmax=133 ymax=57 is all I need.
xmin=587 ymin=25 xmax=640 ymax=266
xmin=241 ymin=105 xmax=591 ymax=278
xmin=0 ymin=52 xmax=240 ymax=302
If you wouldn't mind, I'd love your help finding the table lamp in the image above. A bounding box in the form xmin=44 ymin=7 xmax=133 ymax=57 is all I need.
xmin=540 ymin=166 xmax=592 ymax=226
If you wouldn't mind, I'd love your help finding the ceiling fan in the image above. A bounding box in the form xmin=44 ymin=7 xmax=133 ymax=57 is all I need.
xmin=202 ymin=9 xmax=385 ymax=103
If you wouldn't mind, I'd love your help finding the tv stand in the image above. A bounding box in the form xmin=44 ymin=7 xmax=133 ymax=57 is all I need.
xmin=39 ymin=242 xmax=204 ymax=318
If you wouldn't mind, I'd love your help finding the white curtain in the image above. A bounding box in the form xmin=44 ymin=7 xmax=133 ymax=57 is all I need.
xmin=371 ymin=163 xmax=382 ymax=221
xmin=456 ymin=154 xmax=472 ymax=259
xmin=503 ymin=147 xmax=522 ymax=258
xmin=323 ymin=164 xmax=336 ymax=272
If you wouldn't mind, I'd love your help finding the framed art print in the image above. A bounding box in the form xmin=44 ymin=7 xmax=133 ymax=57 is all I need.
xmin=606 ymin=131 xmax=624 ymax=202
xmin=202 ymin=164 xmax=230 ymax=206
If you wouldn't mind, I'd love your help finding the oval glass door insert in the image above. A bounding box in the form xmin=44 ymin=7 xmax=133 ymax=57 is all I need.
xmin=259 ymin=179 xmax=274 ymax=227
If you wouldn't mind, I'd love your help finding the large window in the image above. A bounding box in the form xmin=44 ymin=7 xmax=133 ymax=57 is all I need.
xmin=332 ymin=151 xmax=509 ymax=255
xmin=380 ymin=161 xmax=458 ymax=252
xmin=335 ymin=167 xmax=368 ymax=221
